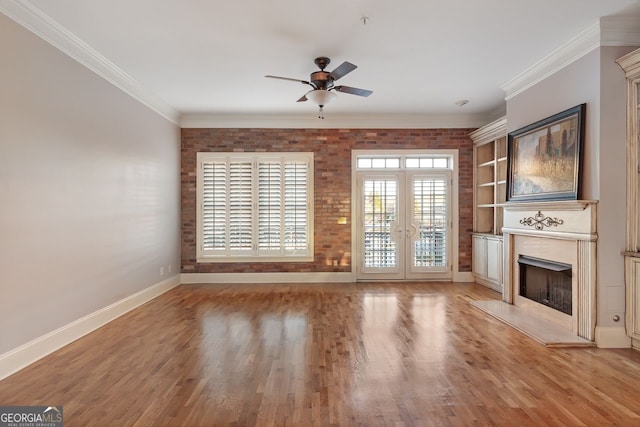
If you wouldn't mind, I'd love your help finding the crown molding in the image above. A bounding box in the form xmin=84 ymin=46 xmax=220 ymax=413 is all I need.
xmin=501 ymin=20 xmax=601 ymax=101
xmin=0 ymin=0 xmax=181 ymax=124
xmin=468 ymin=116 xmax=506 ymax=144
xmin=501 ymin=16 xmax=640 ymax=101
xmin=617 ymin=47 xmax=640 ymax=77
xmin=180 ymin=113 xmax=492 ymax=129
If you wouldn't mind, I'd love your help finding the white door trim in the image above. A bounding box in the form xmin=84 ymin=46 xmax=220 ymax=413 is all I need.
xmin=351 ymin=149 xmax=460 ymax=281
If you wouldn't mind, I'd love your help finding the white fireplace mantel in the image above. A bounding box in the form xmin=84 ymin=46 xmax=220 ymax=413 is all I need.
xmin=502 ymin=200 xmax=597 ymax=341
xmin=502 ymin=200 xmax=597 ymax=240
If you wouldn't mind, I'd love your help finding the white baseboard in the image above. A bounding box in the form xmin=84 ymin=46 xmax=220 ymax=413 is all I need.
xmin=181 ymin=272 xmax=354 ymax=284
xmin=453 ymin=272 xmax=475 ymax=283
xmin=595 ymin=326 xmax=632 ymax=348
xmin=181 ymin=272 xmax=474 ymax=284
xmin=0 ymin=275 xmax=181 ymax=381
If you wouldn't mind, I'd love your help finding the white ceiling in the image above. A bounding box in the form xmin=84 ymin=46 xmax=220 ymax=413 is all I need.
xmin=4 ymin=0 xmax=640 ymax=126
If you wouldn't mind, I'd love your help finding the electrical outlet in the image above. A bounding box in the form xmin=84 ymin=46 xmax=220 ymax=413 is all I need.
xmin=160 ymin=266 xmax=164 ymax=276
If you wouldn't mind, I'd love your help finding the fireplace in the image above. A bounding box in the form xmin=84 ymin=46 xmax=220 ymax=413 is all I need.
xmin=518 ymin=256 xmax=572 ymax=315
xmin=502 ymin=200 xmax=597 ymax=341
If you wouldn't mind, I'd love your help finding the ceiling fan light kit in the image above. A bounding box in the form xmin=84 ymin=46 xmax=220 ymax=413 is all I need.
xmin=265 ymin=57 xmax=372 ymax=119
xmin=305 ymin=89 xmax=336 ymax=106
xmin=306 ymin=90 xmax=337 ymax=119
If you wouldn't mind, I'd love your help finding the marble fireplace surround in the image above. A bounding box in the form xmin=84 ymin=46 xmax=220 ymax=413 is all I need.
xmin=502 ymin=200 xmax=597 ymax=341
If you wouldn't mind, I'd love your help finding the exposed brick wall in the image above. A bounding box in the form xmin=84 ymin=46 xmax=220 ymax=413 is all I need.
xmin=181 ymin=128 xmax=474 ymax=274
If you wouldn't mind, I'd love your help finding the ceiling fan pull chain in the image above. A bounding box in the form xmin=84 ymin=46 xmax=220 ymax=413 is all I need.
xmin=318 ymin=106 xmax=324 ymax=119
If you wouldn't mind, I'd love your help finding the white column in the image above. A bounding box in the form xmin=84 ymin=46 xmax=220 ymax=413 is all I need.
xmin=577 ymin=240 xmax=596 ymax=340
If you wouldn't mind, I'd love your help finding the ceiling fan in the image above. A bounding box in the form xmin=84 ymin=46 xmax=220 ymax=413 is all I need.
xmin=265 ymin=57 xmax=373 ymax=118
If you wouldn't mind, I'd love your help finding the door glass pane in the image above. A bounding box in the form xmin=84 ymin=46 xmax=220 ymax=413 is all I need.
xmin=386 ymin=158 xmax=400 ymax=168
xmin=413 ymin=178 xmax=447 ymax=267
xmin=433 ymin=158 xmax=449 ymax=168
xmin=363 ymin=179 xmax=398 ymax=268
xmin=405 ymin=158 xmax=419 ymax=168
xmin=372 ymin=158 xmax=386 ymax=168
xmin=358 ymin=158 xmax=372 ymax=169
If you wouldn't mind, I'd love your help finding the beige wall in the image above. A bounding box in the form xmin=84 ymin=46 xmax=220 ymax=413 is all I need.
xmin=506 ymin=50 xmax=600 ymax=199
xmin=0 ymin=14 xmax=181 ymax=353
xmin=506 ymin=46 xmax=635 ymax=329
xmin=598 ymin=45 xmax=636 ymax=328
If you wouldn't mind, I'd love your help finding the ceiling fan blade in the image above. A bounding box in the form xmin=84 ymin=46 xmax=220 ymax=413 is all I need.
xmin=297 ymin=94 xmax=308 ymax=102
xmin=265 ymin=75 xmax=310 ymax=85
xmin=334 ymin=85 xmax=373 ymax=97
xmin=329 ymin=62 xmax=357 ymax=80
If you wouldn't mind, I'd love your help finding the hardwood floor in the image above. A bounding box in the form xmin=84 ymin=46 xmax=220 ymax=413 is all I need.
xmin=2 ymin=282 xmax=640 ymax=426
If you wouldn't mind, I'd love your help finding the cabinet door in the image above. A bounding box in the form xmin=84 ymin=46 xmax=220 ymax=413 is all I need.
xmin=627 ymin=258 xmax=640 ymax=340
xmin=486 ymin=238 xmax=502 ymax=283
xmin=472 ymin=236 xmax=487 ymax=278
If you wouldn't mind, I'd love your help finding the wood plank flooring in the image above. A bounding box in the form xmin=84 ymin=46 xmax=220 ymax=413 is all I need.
xmin=2 ymin=282 xmax=640 ymax=426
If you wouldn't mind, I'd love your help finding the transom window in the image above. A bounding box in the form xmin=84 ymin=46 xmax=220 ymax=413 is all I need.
xmin=356 ymin=155 xmax=452 ymax=170
xmin=196 ymin=152 xmax=314 ymax=262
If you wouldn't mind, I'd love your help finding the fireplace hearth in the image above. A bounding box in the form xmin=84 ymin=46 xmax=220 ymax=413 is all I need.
xmin=518 ymin=255 xmax=572 ymax=315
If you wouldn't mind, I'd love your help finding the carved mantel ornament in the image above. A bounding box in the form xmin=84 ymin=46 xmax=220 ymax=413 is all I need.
xmin=519 ymin=211 xmax=564 ymax=230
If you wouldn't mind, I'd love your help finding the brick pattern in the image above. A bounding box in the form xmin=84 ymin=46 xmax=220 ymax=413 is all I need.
xmin=181 ymin=128 xmax=475 ymax=274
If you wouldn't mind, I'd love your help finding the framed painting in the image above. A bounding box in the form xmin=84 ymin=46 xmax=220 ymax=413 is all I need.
xmin=506 ymin=104 xmax=586 ymax=202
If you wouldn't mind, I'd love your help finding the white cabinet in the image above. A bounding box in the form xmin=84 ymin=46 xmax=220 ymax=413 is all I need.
xmin=618 ymin=48 xmax=640 ymax=345
xmin=472 ymin=233 xmax=503 ymax=292
xmin=626 ymin=257 xmax=640 ymax=342
xmin=473 ymin=235 xmax=487 ymax=278
xmin=486 ymin=237 xmax=502 ymax=284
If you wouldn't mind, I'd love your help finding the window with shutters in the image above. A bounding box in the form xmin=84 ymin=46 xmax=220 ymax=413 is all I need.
xmin=196 ymin=152 xmax=314 ymax=262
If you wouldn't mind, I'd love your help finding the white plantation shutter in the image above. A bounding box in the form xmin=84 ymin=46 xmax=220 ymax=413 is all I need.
xmin=201 ymin=161 xmax=227 ymax=251
xmin=228 ymin=161 xmax=253 ymax=253
xmin=284 ymin=161 xmax=308 ymax=253
xmin=412 ymin=176 xmax=448 ymax=268
xmin=362 ymin=178 xmax=398 ymax=269
xmin=197 ymin=152 xmax=313 ymax=261
xmin=258 ymin=161 xmax=282 ymax=252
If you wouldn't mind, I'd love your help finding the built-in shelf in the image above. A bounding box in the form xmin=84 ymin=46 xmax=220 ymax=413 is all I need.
xmin=470 ymin=117 xmax=507 ymax=291
xmin=478 ymin=160 xmax=496 ymax=168
xmin=471 ymin=117 xmax=507 ymax=235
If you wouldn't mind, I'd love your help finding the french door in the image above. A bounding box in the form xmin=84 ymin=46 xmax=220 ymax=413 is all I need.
xmin=356 ymin=171 xmax=451 ymax=280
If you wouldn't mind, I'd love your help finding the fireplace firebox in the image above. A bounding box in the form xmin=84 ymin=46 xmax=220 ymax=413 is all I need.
xmin=518 ymin=255 xmax=572 ymax=315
